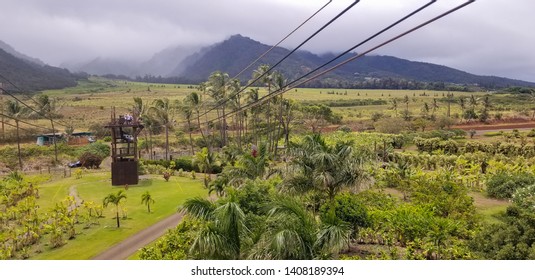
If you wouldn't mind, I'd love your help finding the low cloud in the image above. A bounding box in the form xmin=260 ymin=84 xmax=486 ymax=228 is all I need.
xmin=1 ymin=0 xmax=533 ymax=81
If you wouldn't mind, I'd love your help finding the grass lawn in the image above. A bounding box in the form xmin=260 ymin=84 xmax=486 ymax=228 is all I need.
xmin=32 ymin=171 xmax=206 ymax=260
xmin=470 ymin=191 xmax=510 ymax=224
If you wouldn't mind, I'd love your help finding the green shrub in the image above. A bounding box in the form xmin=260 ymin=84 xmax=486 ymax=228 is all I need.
xmin=486 ymin=172 xmax=535 ymax=199
xmin=320 ymin=193 xmax=370 ymax=234
xmin=77 ymin=142 xmax=110 ymax=158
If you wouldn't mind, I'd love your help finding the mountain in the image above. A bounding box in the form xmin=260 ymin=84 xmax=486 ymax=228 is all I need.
xmin=174 ymin=34 xmax=318 ymax=83
xmin=175 ymin=34 xmax=535 ymax=89
xmin=0 ymin=40 xmax=45 ymax=66
xmin=0 ymin=47 xmax=77 ymax=92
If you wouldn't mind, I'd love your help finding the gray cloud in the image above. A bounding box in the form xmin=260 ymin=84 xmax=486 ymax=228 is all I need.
xmin=1 ymin=0 xmax=533 ymax=81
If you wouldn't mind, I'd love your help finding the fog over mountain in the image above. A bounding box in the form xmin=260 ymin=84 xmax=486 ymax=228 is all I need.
xmin=1 ymin=0 xmax=534 ymax=82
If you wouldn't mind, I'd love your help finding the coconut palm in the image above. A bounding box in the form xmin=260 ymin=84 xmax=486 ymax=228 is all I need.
xmin=251 ymin=65 xmax=273 ymax=151
xmin=103 ymin=190 xmax=127 ymax=228
xmin=184 ymin=92 xmax=207 ymax=147
xmin=141 ymin=191 xmax=155 ymax=213
xmin=271 ymin=71 xmax=286 ymax=156
xmin=207 ymin=71 xmax=230 ymax=147
xmin=181 ymin=195 xmax=248 ymax=259
xmin=226 ymin=79 xmax=242 ymax=149
xmin=245 ymin=88 xmax=260 ymax=145
xmin=133 ymin=97 xmax=152 ymax=157
xmin=177 ymin=99 xmax=195 ymax=155
xmin=5 ymin=100 xmax=25 ymax=169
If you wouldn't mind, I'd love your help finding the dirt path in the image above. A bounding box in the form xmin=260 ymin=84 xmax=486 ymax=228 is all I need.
xmin=92 ymin=212 xmax=184 ymax=260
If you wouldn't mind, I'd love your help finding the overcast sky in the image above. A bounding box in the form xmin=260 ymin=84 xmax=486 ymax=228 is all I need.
xmin=1 ymin=0 xmax=534 ymax=82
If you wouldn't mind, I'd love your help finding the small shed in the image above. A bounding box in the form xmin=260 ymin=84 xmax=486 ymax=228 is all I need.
xmin=36 ymin=133 xmax=63 ymax=146
xmin=67 ymin=132 xmax=94 ymax=145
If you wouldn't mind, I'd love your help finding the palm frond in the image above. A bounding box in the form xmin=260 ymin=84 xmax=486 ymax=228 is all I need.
xmin=180 ymin=197 xmax=216 ymax=221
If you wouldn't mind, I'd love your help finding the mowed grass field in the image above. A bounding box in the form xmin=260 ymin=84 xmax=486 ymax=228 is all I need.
xmin=31 ymin=171 xmax=207 ymax=260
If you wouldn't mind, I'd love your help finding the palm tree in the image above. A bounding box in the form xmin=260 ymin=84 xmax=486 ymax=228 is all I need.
xmin=193 ymin=147 xmax=217 ymax=188
xmin=225 ymin=78 xmax=242 ymax=149
xmin=315 ymin=207 xmax=351 ymax=257
xmin=133 ymin=97 xmax=153 ymax=158
xmin=225 ymin=143 xmax=271 ymax=186
xmin=251 ymin=65 xmax=273 ymax=151
xmin=271 ymin=71 xmax=286 ymax=156
xmin=469 ymin=94 xmax=478 ymax=111
xmin=459 ymin=97 xmax=466 ymax=121
xmin=103 ymin=190 xmax=127 ymax=228
xmin=141 ymin=191 xmax=155 ymax=213
xmin=245 ymin=88 xmax=260 ymax=145
xmin=207 ymin=71 xmax=230 ymax=147
xmin=181 ymin=195 xmax=247 ymax=259
xmin=249 ymin=196 xmax=316 ymax=260
xmin=150 ymin=98 xmax=173 ymax=160
xmin=177 ymin=99 xmax=195 ymax=155
xmin=184 ymin=92 xmax=207 ymax=147
xmin=431 ymin=98 xmax=439 ymax=119
xmin=283 ymin=134 xmax=369 ymax=201
xmin=33 ymin=94 xmax=61 ymax=163
xmin=403 ymin=94 xmax=410 ymax=111
xmin=389 ymin=98 xmax=398 ymax=117
xmin=5 ymin=100 xmax=24 ymax=170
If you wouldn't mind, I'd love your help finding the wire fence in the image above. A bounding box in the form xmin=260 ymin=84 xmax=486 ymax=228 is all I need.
xmin=20 ymin=166 xmax=73 ymax=179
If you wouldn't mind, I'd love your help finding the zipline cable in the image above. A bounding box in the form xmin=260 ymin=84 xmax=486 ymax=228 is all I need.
xmin=206 ymin=0 xmax=476 ymax=124
xmin=232 ymin=0 xmax=333 ymax=80
xmin=197 ymin=0 xmax=362 ymax=120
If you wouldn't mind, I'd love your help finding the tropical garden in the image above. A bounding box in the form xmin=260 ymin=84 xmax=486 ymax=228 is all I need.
xmin=1 ymin=66 xmax=535 ymax=259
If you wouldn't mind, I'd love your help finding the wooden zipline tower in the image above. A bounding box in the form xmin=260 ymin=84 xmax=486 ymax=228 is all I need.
xmin=105 ymin=107 xmax=144 ymax=186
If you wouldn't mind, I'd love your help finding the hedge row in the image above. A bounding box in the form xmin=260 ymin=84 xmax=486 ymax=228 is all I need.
xmin=140 ymin=157 xmax=222 ymax=174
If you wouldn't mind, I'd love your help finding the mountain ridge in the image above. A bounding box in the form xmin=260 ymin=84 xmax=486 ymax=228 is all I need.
xmin=0 ymin=47 xmax=77 ymax=92
xmin=175 ymin=34 xmax=535 ymax=89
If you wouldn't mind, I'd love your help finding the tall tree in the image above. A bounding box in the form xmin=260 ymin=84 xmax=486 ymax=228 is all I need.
xmin=184 ymin=92 xmax=207 ymax=149
xmin=150 ymin=98 xmax=173 ymax=160
xmin=389 ymin=98 xmax=398 ymax=117
xmin=193 ymin=147 xmax=217 ymax=188
xmin=34 ymin=94 xmax=60 ymax=163
xmin=226 ymin=79 xmax=242 ymax=149
xmin=271 ymin=71 xmax=286 ymax=156
xmin=133 ymin=97 xmax=150 ymax=158
xmin=5 ymin=100 xmax=24 ymax=169
xmin=103 ymin=190 xmax=127 ymax=228
xmin=207 ymin=71 xmax=230 ymax=147
xmin=251 ymin=65 xmax=273 ymax=151
xmin=177 ymin=99 xmax=195 ymax=155
xmin=245 ymin=88 xmax=260 ymax=145
xmin=431 ymin=98 xmax=439 ymax=119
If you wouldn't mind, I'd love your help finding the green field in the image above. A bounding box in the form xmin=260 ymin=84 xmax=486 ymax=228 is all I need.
xmin=30 ymin=172 xmax=206 ymax=260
